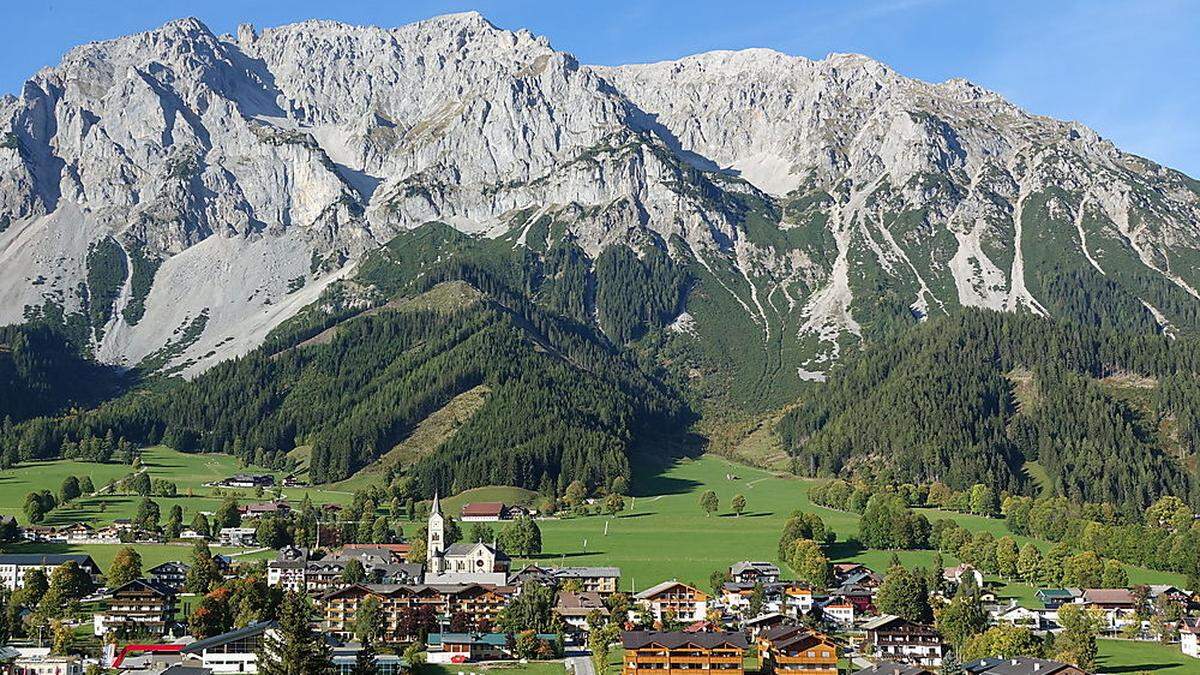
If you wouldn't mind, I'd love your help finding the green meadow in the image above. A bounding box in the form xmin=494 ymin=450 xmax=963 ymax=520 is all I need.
xmin=0 ymin=445 xmax=355 ymax=528
xmin=1096 ymin=638 xmax=1197 ymax=674
xmin=518 ymin=453 xmax=1185 ymax=603
xmin=0 ymin=445 xmax=1185 ymax=605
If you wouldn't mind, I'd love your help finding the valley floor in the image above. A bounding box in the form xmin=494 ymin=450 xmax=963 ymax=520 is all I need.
xmin=0 ymin=446 xmax=1186 ymax=608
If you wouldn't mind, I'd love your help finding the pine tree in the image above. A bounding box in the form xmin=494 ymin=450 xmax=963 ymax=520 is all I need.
xmin=257 ymin=591 xmax=333 ymax=674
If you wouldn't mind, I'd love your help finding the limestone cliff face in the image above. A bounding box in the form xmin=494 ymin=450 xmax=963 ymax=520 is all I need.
xmin=2 ymin=13 xmax=1198 ymax=378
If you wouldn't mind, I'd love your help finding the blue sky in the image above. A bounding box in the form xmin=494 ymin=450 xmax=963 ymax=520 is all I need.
xmin=2 ymin=0 xmax=1197 ymax=176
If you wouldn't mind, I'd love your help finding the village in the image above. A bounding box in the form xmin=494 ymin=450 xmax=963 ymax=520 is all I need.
xmin=0 ymin=469 xmax=1197 ymax=675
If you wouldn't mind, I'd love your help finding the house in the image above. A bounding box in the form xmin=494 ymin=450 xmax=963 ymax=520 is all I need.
xmin=460 ymin=502 xmax=508 ymax=522
xmin=634 ymin=581 xmax=710 ymax=624
xmin=834 ymin=566 xmax=884 ymax=589
xmin=1078 ymin=588 xmax=1138 ymax=631
xmin=1035 ymin=588 xmax=1081 ymax=609
xmin=99 ymin=578 xmax=178 ymax=637
xmin=991 ymin=602 xmax=1048 ymax=630
xmin=620 ymin=631 xmax=749 ymax=675
xmin=852 ymin=664 xmax=934 ymax=675
xmin=0 ymin=553 xmax=101 ymax=590
xmin=783 ymin=585 xmax=817 ymax=617
xmin=426 ymin=494 xmax=511 ymax=585
xmin=721 ymin=582 xmax=757 ymax=613
xmin=830 ymin=584 xmax=875 ymax=615
xmin=862 ymin=615 xmax=943 ymax=667
xmin=962 ymin=656 xmax=1088 ymax=675
xmin=743 ymin=612 xmax=789 ymax=636
xmin=552 ymin=566 xmax=621 ymax=595
xmin=242 ymin=501 xmax=291 ymax=519
xmin=217 ymin=527 xmax=258 ymax=547
xmin=180 ymin=621 xmax=275 ymax=673
xmin=756 ymin=625 xmax=838 ymax=675
xmin=555 ymin=590 xmax=609 ymax=633
xmin=59 ymin=523 xmax=96 ymax=542
xmin=147 ymin=561 xmax=191 ymax=592
xmin=730 ymin=561 xmax=781 ymax=585
xmin=942 ymin=564 xmax=984 ymax=591
xmin=1181 ymin=617 xmax=1200 ymax=658
xmin=215 ymin=474 xmax=274 ymax=489
xmin=818 ymin=599 xmax=855 ymax=627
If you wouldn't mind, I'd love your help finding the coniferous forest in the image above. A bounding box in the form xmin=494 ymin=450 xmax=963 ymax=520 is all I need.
xmin=6 ymin=221 xmax=1200 ymax=517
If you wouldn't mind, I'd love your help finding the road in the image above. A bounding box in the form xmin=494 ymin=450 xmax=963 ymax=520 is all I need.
xmin=566 ymin=653 xmax=596 ymax=675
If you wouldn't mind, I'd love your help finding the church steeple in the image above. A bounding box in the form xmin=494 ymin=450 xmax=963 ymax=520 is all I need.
xmin=427 ymin=492 xmax=446 ymax=573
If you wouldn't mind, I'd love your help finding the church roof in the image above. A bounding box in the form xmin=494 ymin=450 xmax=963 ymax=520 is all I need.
xmin=443 ymin=542 xmax=511 ymax=561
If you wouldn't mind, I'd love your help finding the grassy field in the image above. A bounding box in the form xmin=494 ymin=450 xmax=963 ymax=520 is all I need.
xmin=0 ymin=445 xmax=356 ymax=528
xmin=2 ymin=444 xmax=1185 ymax=606
xmin=521 ymin=453 xmax=1186 ymax=602
xmin=1096 ymin=638 xmax=1196 ymax=674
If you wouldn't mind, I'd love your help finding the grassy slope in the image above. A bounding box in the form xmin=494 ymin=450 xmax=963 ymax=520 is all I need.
xmin=1096 ymin=638 xmax=1196 ymax=674
xmin=332 ymin=384 xmax=491 ymax=493
xmin=0 ymin=445 xmax=354 ymax=529
xmin=3 ymin=447 xmax=1183 ymax=607
xmin=524 ymin=454 xmax=1185 ymax=602
xmin=439 ymin=486 xmax=540 ymax=517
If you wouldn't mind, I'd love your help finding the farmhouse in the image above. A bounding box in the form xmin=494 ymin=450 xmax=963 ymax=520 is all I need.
xmin=620 ymin=631 xmax=749 ymax=675
xmin=634 ymin=581 xmax=710 ymax=624
xmin=214 ymin=473 xmax=275 ymax=489
xmin=460 ymin=502 xmax=508 ymax=521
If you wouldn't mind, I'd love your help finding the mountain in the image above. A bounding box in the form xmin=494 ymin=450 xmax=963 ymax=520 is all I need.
xmin=4 ymin=13 xmax=1199 ymax=403
xmin=4 ymin=14 xmax=1200 ymax=502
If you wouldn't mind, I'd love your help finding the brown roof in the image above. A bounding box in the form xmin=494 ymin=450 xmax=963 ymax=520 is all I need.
xmin=1081 ymin=588 xmax=1135 ymax=605
xmin=758 ymin=625 xmax=807 ymax=642
xmin=555 ymin=591 xmax=609 ymax=617
xmin=461 ymin=502 xmax=506 ymax=517
xmin=621 ymin=631 xmax=749 ymax=650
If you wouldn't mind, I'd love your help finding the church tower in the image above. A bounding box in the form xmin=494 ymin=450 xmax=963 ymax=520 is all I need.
xmin=427 ymin=492 xmax=445 ymax=574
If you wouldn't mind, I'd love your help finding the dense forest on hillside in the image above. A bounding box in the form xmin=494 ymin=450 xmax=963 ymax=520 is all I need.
xmin=0 ymin=223 xmax=694 ymax=495
xmin=0 ymin=324 xmax=121 ymax=423
xmin=777 ymin=309 xmax=1200 ymax=511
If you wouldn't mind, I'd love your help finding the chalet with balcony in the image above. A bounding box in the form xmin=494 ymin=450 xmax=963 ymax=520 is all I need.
xmin=755 ymin=624 xmax=838 ymax=675
xmin=101 ymin=579 xmax=177 ymax=637
xmin=635 ymin=581 xmax=710 ymax=624
xmin=621 ymin=631 xmax=748 ymax=675
xmin=862 ymin=615 xmax=943 ymax=667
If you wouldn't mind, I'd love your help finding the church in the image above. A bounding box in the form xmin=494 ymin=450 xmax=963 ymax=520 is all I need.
xmin=425 ymin=493 xmax=512 ymax=585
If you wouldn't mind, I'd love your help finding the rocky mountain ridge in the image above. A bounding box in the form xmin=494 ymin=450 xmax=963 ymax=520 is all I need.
xmin=2 ymin=12 xmax=1198 ymax=386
